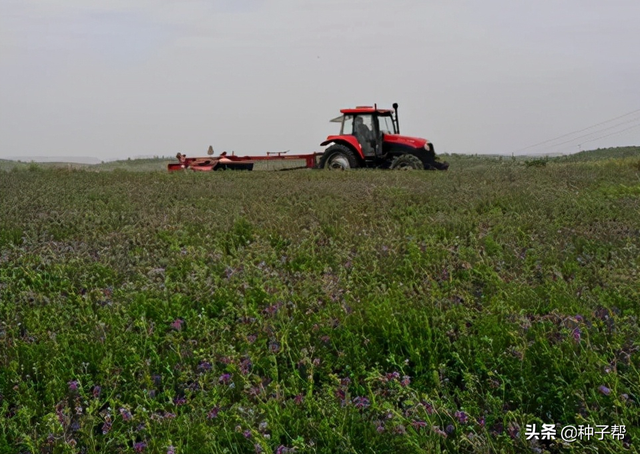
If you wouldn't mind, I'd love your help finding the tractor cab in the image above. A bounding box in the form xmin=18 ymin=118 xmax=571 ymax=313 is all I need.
xmin=330 ymin=106 xmax=398 ymax=159
xmin=320 ymin=103 xmax=449 ymax=170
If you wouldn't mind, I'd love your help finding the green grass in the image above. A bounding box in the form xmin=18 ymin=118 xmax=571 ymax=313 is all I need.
xmin=1 ymin=152 xmax=639 ymax=453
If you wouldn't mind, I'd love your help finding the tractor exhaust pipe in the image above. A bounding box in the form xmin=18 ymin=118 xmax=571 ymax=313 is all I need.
xmin=393 ymin=103 xmax=400 ymax=134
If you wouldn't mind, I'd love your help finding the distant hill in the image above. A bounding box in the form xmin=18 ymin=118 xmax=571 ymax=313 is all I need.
xmin=6 ymin=156 xmax=102 ymax=164
xmin=93 ymin=158 xmax=173 ymax=171
xmin=0 ymin=157 xmax=173 ymax=172
xmin=551 ymin=146 xmax=640 ymax=162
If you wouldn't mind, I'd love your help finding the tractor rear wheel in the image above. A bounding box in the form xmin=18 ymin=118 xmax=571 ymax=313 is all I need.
xmin=320 ymin=143 xmax=359 ymax=170
xmin=319 ymin=144 xmax=359 ymax=170
xmin=390 ymin=154 xmax=424 ymax=170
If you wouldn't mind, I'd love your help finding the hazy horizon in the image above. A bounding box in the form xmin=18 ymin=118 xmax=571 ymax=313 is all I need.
xmin=1 ymin=0 xmax=639 ymax=161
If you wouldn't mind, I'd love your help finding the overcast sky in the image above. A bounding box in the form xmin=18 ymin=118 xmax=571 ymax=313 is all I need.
xmin=1 ymin=0 xmax=639 ymax=161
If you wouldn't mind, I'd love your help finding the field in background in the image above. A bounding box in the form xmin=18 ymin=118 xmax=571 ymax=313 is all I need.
xmin=2 ymin=146 xmax=638 ymax=173
xmin=0 ymin=158 xmax=175 ymax=173
xmin=1 ymin=150 xmax=639 ymax=453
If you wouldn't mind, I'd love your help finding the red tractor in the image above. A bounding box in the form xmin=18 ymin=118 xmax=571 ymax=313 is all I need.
xmin=319 ymin=103 xmax=449 ymax=170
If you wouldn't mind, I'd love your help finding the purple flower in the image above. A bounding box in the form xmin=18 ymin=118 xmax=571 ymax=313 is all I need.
xmin=92 ymin=385 xmax=101 ymax=398
xmin=400 ymin=375 xmax=411 ymax=387
xmin=248 ymin=385 xmax=265 ymax=398
xmin=294 ymin=394 xmax=304 ymax=405
xmin=102 ymin=420 xmax=112 ymax=434
xmin=598 ymin=385 xmax=611 ymax=396
xmin=170 ymin=319 xmax=184 ymax=331
xmin=340 ymin=377 xmax=351 ymax=387
xmin=385 ymin=371 xmax=400 ymax=382
xmin=119 ymin=408 xmax=132 ymax=421
xmin=411 ymin=420 xmax=427 ymax=430
xmin=174 ymin=396 xmax=186 ymax=406
xmin=433 ymin=426 xmax=447 ymax=438
xmin=275 ymin=446 xmax=290 ymax=454
xmin=269 ymin=341 xmax=281 ymax=353
xmin=508 ymin=423 xmax=520 ymax=439
xmin=455 ymin=410 xmax=468 ymax=424
xmin=207 ymin=407 xmax=220 ymax=419
xmin=134 ymin=441 xmax=147 ymax=453
xmin=167 ymin=446 xmax=176 ymax=454
xmin=240 ymin=358 xmax=252 ymax=375
xmin=572 ymin=328 xmax=581 ymax=343
xmin=218 ymin=373 xmax=232 ymax=385
xmin=247 ymin=334 xmax=257 ymax=344
xmin=445 ymin=424 xmax=455 ymax=435
xmin=394 ymin=424 xmax=407 ymax=435
xmin=198 ymin=361 xmax=212 ymax=372
xmin=68 ymin=380 xmax=79 ymax=391
xmin=54 ymin=403 xmax=67 ymax=423
xmin=420 ymin=400 xmax=435 ymax=415
xmin=243 ymin=430 xmax=252 ymax=439
xmin=353 ymin=396 xmax=370 ymax=409
xmin=263 ymin=304 xmax=281 ymax=316
xmin=255 ymin=444 xmax=264 ymax=453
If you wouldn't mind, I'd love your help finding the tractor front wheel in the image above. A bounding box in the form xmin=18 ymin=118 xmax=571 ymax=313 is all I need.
xmin=319 ymin=144 xmax=359 ymax=170
xmin=390 ymin=154 xmax=424 ymax=170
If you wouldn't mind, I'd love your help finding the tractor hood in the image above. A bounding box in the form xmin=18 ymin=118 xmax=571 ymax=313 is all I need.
xmin=384 ymin=134 xmax=429 ymax=148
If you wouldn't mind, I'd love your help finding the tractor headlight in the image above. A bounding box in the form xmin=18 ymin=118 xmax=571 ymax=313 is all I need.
xmin=424 ymin=142 xmax=430 ymax=150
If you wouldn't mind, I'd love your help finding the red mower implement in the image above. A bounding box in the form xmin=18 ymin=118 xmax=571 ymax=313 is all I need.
xmin=168 ymin=148 xmax=321 ymax=172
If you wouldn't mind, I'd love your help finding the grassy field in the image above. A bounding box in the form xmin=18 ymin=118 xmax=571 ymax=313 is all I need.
xmin=1 ymin=151 xmax=639 ymax=453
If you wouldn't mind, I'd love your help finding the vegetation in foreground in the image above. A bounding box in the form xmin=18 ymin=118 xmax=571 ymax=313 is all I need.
xmin=1 ymin=152 xmax=639 ymax=453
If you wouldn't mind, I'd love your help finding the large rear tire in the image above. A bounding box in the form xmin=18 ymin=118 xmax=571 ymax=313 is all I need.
xmin=389 ymin=154 xmax=424 ymax=170
xmin=319 ymin=144 xmax=359 ymax=170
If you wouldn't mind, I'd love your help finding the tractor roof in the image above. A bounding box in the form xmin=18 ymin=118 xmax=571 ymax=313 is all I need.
xmin=340 ymin=106 xmax=394 ymax=115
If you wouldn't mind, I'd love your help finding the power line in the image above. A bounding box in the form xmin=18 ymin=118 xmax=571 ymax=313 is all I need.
xmin=544 ymin=117 xmax=640 ymax=150
xmin=514 ymin=108 xmax=640 ymax=154
xmin=554 ymin=122 xmax=640 ymax=153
